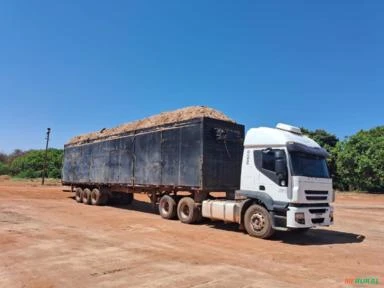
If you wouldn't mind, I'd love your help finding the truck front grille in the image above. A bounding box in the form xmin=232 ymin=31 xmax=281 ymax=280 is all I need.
xmin=305 ymin=190 xmax=328 ymax=201
xmin=309 ymin=208 xmax=326 ymax=214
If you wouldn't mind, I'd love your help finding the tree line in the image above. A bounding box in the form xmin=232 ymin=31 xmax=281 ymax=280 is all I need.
xmin=0 ymin=125 xmax=383 ymax=192
xmin=0 ymin=149 xmax=63 ymax=179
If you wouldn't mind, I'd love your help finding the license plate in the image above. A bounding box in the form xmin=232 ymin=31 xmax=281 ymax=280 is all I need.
xmin=315 ymin=213 xmax=323 ymax=217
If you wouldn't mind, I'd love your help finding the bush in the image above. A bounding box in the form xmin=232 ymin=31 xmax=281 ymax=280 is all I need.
xmin=0 ymin=161 xmax=9 ymax=175
xmin=9 ymin=149 xmax=63 ymax=179
xmin=335 ymin=126 xmax=384 ymax=192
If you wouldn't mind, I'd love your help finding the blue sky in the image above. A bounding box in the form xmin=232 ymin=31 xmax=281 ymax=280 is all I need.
xmin=0 ymin=1 xmax=382 ymax=153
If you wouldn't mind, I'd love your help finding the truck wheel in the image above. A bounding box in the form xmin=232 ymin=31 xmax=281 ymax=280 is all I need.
xmin=75 ymin=188 xmax=83 ymax=203
xmin=82 ymin=188 xmax=92 ymax=205
xmin=91 ymin=188 xmax=104 ymax=206
xmin=159 ymin=195 xmax=177 ymax=219
xmin=244 ymin=204 xmax=274 ymax=239
xmin=177 ymin=197 xmax=198 ymax=224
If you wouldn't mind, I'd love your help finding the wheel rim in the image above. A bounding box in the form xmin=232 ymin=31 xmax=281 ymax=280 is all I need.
xmin=181 ymin=204 xmax=190 ymax=218
xmin=92 ymin=192 xmax=97 ymax=201
xmin=250 ymin=212 xmax=265 ymax=232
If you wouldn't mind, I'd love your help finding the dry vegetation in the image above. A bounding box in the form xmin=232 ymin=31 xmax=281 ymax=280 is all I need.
xmin=68 ymin=106 xmax=234 ymax=146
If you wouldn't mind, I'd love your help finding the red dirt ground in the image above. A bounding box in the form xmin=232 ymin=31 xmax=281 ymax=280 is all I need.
xmin=0 ymin=179 xmax=383 ymax=288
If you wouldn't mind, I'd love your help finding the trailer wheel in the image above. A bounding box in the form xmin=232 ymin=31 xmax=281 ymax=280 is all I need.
xmin=82 ymin=188 xmax=92 ymax=205
xmin=90 ymin=188 xmax=104 ymax=206
xmin=159 ymin=195 xmax=177 ymax=219
xmin=177 ymin=197 xmax=198 ymax=224
xmin=75 ymin=188 xmax=83 ymax=203
xmin=244 ymin=204 xmax=274 ymax=239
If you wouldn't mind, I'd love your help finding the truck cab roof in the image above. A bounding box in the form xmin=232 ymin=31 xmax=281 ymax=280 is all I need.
xmin=244 ymin=124 xmax=321 ymax=149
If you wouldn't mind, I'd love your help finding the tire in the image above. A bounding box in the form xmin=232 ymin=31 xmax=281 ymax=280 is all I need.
xmin=82 ymin=188 xmax=92 ymax=205
xmin=177 ymin=197 xmax=198 ymax=224
xmin=91 ymin=188 xmax=105 ymax=206
xmin=244 ymin=204 xmax=274 ymax=239
xmin=159 ymin=195 xmax=177 ymax=219
xmin=75 ymin=188 xmax=83 ymax=203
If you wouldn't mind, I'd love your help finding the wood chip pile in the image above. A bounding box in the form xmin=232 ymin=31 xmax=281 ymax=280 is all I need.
xmin=67 ymin=106 xmax=234 ymax=145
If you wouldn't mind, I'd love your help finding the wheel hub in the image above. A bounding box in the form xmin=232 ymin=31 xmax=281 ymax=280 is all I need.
xmin=181 ymin=204 xmax=190 ymax=218
xmin=163 ymin=202 xmax=169 ymax=213
xmin=250 ymin=212 xmax=265 ymax=231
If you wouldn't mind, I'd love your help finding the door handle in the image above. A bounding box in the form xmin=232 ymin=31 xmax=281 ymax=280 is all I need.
xmin=259 ymin=185 xmax=265 ymax=191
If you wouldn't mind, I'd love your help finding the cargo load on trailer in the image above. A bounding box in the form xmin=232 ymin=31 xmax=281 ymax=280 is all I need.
xmin=68 ymin=106 xmax=235 ymax=145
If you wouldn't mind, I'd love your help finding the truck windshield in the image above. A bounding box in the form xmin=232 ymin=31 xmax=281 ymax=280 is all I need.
xmin=290 ymin=152 xmax=330 ymax=178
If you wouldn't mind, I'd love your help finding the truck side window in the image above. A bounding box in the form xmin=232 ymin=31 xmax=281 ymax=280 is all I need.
xmin=262 ymin=151 xmax=275 ymax=171
xmin=254 ymin=149 xmax=288 ymax=187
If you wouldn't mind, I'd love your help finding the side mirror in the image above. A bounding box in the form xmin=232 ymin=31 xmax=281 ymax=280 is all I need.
xmin=275 ymin=158 xmax=287 ymax=176
xmin=274 ymin=151 xmax=288 ymax=185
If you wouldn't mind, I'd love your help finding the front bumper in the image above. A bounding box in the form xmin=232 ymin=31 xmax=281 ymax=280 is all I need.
xmin=286 ymin=205 xmax=333 ymax=228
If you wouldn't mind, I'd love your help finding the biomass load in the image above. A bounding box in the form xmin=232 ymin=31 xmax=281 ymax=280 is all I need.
xmin=67 ymin=106 xmax=234 ymax=145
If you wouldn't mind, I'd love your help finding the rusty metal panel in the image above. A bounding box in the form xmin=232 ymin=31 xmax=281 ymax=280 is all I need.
xmin=62 ymin=117 xmax=244 ymax=191
xmin=134 ymin=131 xmax=162 ymax=185
xmin=202 ymin=118 xmax=244 ymax=191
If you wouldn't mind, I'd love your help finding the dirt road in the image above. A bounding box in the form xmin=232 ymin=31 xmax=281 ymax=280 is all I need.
xmin=0 ymin=179 xmax=383 ymax=288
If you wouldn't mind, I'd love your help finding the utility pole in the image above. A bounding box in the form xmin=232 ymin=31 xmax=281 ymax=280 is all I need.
xmin=42 ymin=128 xmax=51 ymax=185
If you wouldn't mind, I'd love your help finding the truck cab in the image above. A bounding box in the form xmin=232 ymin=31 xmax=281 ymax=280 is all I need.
xmin=202 ymin=123 xmax=334 ymax=238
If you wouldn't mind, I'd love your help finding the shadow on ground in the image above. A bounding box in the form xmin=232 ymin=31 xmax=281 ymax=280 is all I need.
xmin=116 ymin=199 xmax=157 ymax=214
xmin=205 ymin=220 xmax=365 ymax=245
xmin=68 ymin=196 xmax=366 ymax=246
xmin=271 ymin=229 xmax=365 ymax=245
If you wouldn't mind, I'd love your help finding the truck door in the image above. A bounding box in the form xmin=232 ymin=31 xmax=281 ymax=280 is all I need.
xmin=254 ymin=148 xmax=289 ymax=202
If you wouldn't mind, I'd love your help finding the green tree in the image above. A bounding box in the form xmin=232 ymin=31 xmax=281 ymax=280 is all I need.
xmin=0 ymin=152 xmax=8 ymax=163
xmin=0 ymin=161 xmax=9 ymax=175
xmin=9 ymin=149 xmax=63 ymax=179
xmin=335 ymin=126 xmax=384 ymax=192
xmin=8 ymin=149 xmax=25 ymax=163
xmin=300 ymin=128 xmax=339 ymax=152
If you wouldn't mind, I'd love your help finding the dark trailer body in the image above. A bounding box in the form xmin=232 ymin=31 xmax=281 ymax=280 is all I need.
xmin=62 ymin=117 xmax=244 ymax=199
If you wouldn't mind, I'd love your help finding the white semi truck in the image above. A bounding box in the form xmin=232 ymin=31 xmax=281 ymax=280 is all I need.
xmin=202 ymin=123 xmax=334 ymax=238
xmin=63 ymin=112 xmax=334 ymax=239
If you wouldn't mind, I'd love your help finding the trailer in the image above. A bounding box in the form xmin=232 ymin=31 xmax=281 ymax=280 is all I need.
xmin=63 ymin=117 xmax=244 ymax=223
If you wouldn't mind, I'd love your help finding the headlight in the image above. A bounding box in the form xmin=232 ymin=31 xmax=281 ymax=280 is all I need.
xmin=295 ymin=212 xmax=305 ymax=224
